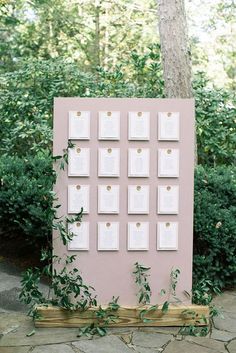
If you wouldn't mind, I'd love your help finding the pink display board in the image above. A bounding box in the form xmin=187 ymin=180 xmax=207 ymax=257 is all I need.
xmin=53 ymin=98 xmax=195 ymax=306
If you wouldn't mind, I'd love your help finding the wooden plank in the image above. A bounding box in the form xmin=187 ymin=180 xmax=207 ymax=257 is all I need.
xmin=35 ymin=304 xmax=209 ymax=328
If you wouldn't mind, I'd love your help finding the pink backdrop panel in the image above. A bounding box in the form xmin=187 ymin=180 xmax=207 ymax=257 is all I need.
xmin=53 ymin=98 xmax=195 ymax=306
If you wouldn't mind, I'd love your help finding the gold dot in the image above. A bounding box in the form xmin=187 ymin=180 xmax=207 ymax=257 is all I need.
xmin=107 ymin=185 xmax=111 ymax=191
xmin=76 ymin=147 xmax=81 ymax=153
xmin=166 ymin=222 xmax=170 ymax=227
xmin=167 ymin=186 xmax=171 ymax=191
xmin=76 ymin=185 xmax=81 ymax=190
xmin=167 ymin=112 xmax=172 ymax=117
xmin=108 ymin=148 xmax=112 ymax=153
xmin=137 ymin=112 xmax=142 ymax=117
xmin=136 ymin=222 xmax=141 ymax=228
xmin=167 ymin=149 xmax=172 ymax=154
xmin=137 ymin=186 xmax=141 ymax=191
xmin=77 ymin=111 xmax=81 ymax=116
xmin=76 ymin=222 xmax=81 ymax=227
xmin=107 ymin=111 xmax=112 ymax=116
xmin=106 ymin=222 xmax=111 ymax=227
xmin=137 ymin=148 xmax=142 ymax=153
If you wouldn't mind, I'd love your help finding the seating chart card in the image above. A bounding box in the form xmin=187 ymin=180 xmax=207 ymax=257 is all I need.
xmin=68 ymin=222 xmax=89 ymax=251
xmin=98 ymin=185 xmax=119 ymax=214
xmin=128 ymin=148 xmax=150 ymax=177
xmin=68 ymin=185 xmax=89 ymax=214
xmin=158 ymin=112 xmax=179 ymax=141
xmin=98 ymin=148 xmax=120 ymax=177
xmin=128 ymin=185 xmax=149 ymax=214
xmin=128 ymin=222 xmax=149 ymax=251
xmin=128 ymin=111 xmax=150 ymax=140
xmin=69 ymin=111 xmax=90 ymax=140
xmin=157 ymin=222 xmax=178 ymax=250
xmin=68 ymin=147 xmax=90 ymax=177
xmin=99 ymin=111 xmax=120 ymax=140
xmin=98 ymin=222 xmax=119 ymax=251
xmin=157 ymin=185 xmax=179 ymax=214
xmin=158 ymin=148 xmax=179 ymax=178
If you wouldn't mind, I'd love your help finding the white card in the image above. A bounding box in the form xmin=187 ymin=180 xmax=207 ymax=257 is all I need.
xmin=98 ymin=185 xmax=119 ymax=214
xmin=158 ymin=112 xmax=179 ymax=141
xmin=98 ymin=148 xmax=120 ymax=177
xmin=68 ymin=185 xmax=89 ymax=214
xmin=98 ymin=222 xmax=119 ymax=251
xmin=158 ymin=149 xmax=179 ymax=177
xmin=128 ymin=222 xmax=149 ymax=251
xmin=128 ymin=185 xmax=149 ymax=214
xmin=99 ymin=111 xmax=120 ymax=140
xmin=68 ymin=111 xmax=90 ymax=140
xmin=157 ymin=185 xmax=179 ymax=214
xmin=68 ymin=222 xmax=89 ymax=251
xmin=128 ymin=111 xmax=150 ymax=140
xmin=157 ymin=222 xmax=178 ymax=250
xmin=68 ymin=147 xmax=90 ymax=177
xmin=128 ymin=148 xmax=150 ymax=177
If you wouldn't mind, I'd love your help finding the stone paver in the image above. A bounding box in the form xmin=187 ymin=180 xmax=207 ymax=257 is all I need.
xmin=132 ymin=332 xmax=172 ymax=348
xmin=72 ymin=335 xmax=134 ymax=353
xmin=0 ymin=348 xmax=32 ymax=353
xmin=211 ymin=329 xmax=236 ymax=342
xmin=213 ymin=292 xmax=236 ymax=314
xmin=227 ymin=339 xmax=236 ymax=353
xmin=163 ymin=340 xmax=227 ymax=353
xmin=31 ymin=344 xmax=75 ymax=353
xmin=185 ymin=336 xmax=226 ymax=352
xmin=213 ymin=312 xmax=236 ymax=333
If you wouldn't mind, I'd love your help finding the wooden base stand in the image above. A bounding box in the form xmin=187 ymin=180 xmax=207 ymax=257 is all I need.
xmin=35 ymin=304 xmax=209 ymax=328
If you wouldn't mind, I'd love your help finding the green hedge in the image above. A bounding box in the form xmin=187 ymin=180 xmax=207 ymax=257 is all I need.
xmin=0 ymin=153 xmax=55 ymax=249
xmin=0 ymin=154 xmax=235 ymax=288
xmin=193 ymin=165 xmax=236 ymax=289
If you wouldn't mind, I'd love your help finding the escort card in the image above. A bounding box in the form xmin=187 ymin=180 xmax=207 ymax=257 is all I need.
xmin=157 ymin=222 xmax=178 ymax=250
xmin=128 ymin=185 xmax=149 ymax=214
xmin=68 ymin=111 xmax=90 ymax=139
xmin=98 ymin=222 xmax=119 ymax=250
xmin=99 ymin=111 xmax=120 ymax=140
xmin=98 ymin=185 xmax=119 ymax=214
xmin=158 ymin=148 xmax=179 ymax=177
xmin=128 ymin=148 xmax=150 ymax=177
xmin=157 ymin=185 xmax=179 ymax=214
xmin=68 ymin=185 xmax=89 ymax=214
xmin=68 ymin=222 xmax=89 ymax=251
xmin=68 ymin=147 xmax=90 ymax=177
xmin=158 ymin=112 xmax=179 ymax=141
xmin=128 ymin=222 xmax=149 ymax=251
xmin=98 ymin=148 xmax=120 ymax=177
xmin=128 ymin=111 xmax=150 ymax=140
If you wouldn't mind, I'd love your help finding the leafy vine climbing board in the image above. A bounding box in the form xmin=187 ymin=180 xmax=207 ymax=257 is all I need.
xmin=53 ymin=98 xmax=195 ymax=306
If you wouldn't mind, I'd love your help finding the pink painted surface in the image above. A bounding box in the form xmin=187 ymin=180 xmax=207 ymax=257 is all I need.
xmin=53 ymin=98 xmax=195 ymax=306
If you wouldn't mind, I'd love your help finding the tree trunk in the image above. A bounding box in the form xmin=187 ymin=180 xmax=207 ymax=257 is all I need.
xmin=157 ymin=0 xmax=192 ymax=98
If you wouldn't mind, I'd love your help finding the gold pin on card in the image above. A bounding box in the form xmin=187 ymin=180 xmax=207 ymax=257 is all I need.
xmin=108 ymin=148 xmax=112 ymax=153
xmin=136 ymin=222 xmax=141 ymax=228
xmin=77 ymin=111 xmax=81 ymax=116
xmin=106 ymin=222 xmax=111 ymax=227
xmin=76 ymin=185 xmax=81 ymax=190
xmin=137 ymin=148 xmax=142 ymax=153
xmin=137 ymin=186 xmax=141 ymax=191
xmin=167 ymin=112 xmax=172 ymax=117
xmin=76 ymin=222 xmax=81 ymax=227
xmin=76 ymin=147 xmax=81 ymax=153
xmin=107 ymin=185 xmax=111 ymax=191
xmin=167 ymin=186 xmax=171 ymax=191
xmin=137 ymin=112 xmax=142 ymax=117
xmin=167 ymin=149 xmax=172 ymax=154
xmin=166 ymin=222 xmax=170 ymax=227
xmin=107 ymin=111 xmax=112 ymax=117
